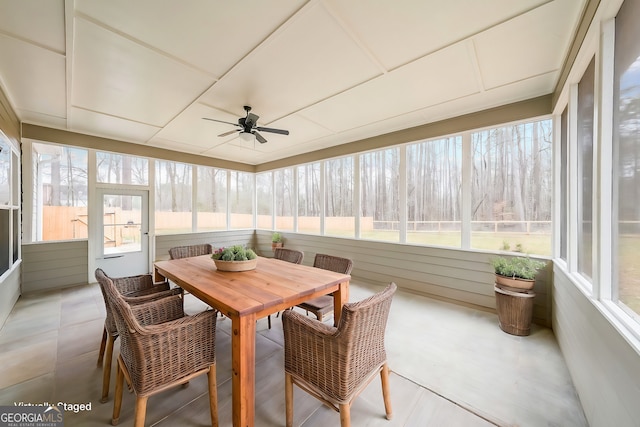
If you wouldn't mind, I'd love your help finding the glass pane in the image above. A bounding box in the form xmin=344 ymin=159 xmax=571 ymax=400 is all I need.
xmin=560 ymin=107 xmax=568 ymax=261
xmin=360 ymin=148 xmax=400 ymax=242
xmin=298 ymin=163 xmax=321 ymax=234
xmin=12 ymin=209 xmax=18 ymax=263
xmin=0 ymin=132 xmax=10 ymax=206
xmin=325 ymin=157 xmax=354 ymax=237
xmin=256 ymin=172 xmax=273 ymax=229
xmin=471 ymin=120 xmax=552 ymax=255
xmin=614 ymin=0 xmax=640 ymax=318
xmin=103 ymin=194 xmax=142 ymax=255
xmin=197 ymin=166 xmax=227 ymax=231
xmin=275 ymin=168 xmax=295 ymax=232
xmin=32 ymin=143 xmax=88 ymax=241
xmin=577 ymin=58 xmax=595 ymax=279
xmin=97 ymin=152 xmax=148 ymax=185
xmin=0 ymin=209 xmax=8 ymax=275
xmin=407 ymin=137 xmax=462 ymax=247
xmin=155 ymin=161 xmax=192 ymax=234
xmin=230 ymin=171 xmax=253 ymax=229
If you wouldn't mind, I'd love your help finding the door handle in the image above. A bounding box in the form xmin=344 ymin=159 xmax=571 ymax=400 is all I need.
xmin=104 ymin=255 xmax=124 ymax=259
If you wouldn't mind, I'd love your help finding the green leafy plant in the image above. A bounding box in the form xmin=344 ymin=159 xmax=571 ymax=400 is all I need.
xmin=211 ymin=245 xmax=257 ymax=261
xmin=271 ymin=232 xmax=282 ymax=243
xmin=491 ymin=256 xmax=545 ymax=280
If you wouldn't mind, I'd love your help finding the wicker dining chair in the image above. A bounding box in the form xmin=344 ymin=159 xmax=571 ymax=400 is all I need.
xmin=95 ymin=268 xmax=179 ymax=403
xmin=168 ymin=243 xmax=213 ymax=259
xmin=273 ymin=247 xmax=304 ymax=264
xmin=295 ymin=254 xmax=353 ymax=323
xmin=283 ymin=282 xmax=397 ymax=427
xmin=268 ymin=248 xmax=304 ymax=329
xmin=102 ymin=271 xmax=219 ymax=427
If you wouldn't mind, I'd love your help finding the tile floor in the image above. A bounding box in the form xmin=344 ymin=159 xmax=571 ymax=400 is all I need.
xmin=0 ymin=281 xmax=588 ymax=426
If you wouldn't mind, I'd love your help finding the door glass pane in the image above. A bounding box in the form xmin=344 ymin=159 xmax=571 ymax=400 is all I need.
xmin=103 ymin=194 xmax=142 ymax=255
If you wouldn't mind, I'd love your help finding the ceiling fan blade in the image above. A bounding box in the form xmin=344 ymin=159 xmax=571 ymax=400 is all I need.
xmin=256 ymin=126 xmax=289 ymax=135
xmin=202 ymin=117 xmax=241 ymax=127
xmin=218 ymin=129 xmax=239 ymax=137
xmin=254 ymin=131 xmax=267 ymax=144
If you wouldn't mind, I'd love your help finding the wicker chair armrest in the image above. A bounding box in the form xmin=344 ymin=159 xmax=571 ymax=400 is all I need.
xmin=126 ymin=310 xmax=218 ymax=393
xmin=122 ymin=281 xmax=170 ymax=297
xmin=283 ymin=309 xmax=337 ymax=338
xmin=129 ymin=294 xmax=185 ymax=326
xmin=123 ymin=287 xmax=182 ymax=305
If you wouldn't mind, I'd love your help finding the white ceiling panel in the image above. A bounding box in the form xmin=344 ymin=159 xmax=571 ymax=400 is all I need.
xmin=302 ymin=41 xmax=480 ymax=132
xmin=0 ymin=0 xmax=587 ymax=165
xmin=72 ymin=17 xmax=215 ymax=126
xmin=0 ymin=34 xmax=66 ymax=118
xmin=200 ymin=1 xmax=383 ymax=123
xmin=0 ymin=0 xmax=65 ymax=53
xmin=153 ymin=103 xmax=237 ymax=149
xmin=69 ymin=107 xmax=161 ymax=143
xmin=324 ymin=0 xmax=549 ymax=70
xmin=75 ymin=0 xmax=307 ymax=77
xmin=474 ymin=0 xmax=581 ymax=89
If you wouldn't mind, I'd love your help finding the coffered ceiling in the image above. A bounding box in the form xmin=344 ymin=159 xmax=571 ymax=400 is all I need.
xmin=0 ymin=0 xmax=585 ymax=165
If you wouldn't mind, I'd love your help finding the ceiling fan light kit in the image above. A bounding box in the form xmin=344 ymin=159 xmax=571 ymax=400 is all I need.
xmin=203 ymin=106 xmax=289 ymax=144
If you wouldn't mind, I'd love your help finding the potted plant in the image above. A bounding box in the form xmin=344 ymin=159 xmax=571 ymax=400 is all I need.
xmin=491 ymin=255 xmax=545 ymax=336
xmin=491 ymin=256 xmax=545 ymax=290
xmin=211 ymin=245 xmax=258 ymax=271
xmin=271 ymin=232 xmax=283 ymax=250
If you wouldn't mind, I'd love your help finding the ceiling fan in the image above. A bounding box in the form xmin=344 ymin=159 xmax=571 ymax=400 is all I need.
xmin=202 ymin=106 xmax=289 ymax=144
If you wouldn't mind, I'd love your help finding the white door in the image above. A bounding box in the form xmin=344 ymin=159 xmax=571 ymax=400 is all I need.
xmin=94 ymin=189 xmax=149 ymax=277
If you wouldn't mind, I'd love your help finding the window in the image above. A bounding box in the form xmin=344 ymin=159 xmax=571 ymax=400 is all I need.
xmin=577 ymin=58 xmax=595 ymax=280
xmin=0 ymin=131 xmax=18 ymax=277
xmin=155 ymin=161 xmax=192 ymax=234
xmin=97 ymin=152 xmax=148 ymax=185
xmin=256 ymin=172 xmax=273 ymax=229
xmin=407 ymin=137 xmax=462 ymax=248
xmin=471 ymin=120 xmax=552 ymax=255
xmin=275 ymin=168 xmax=295 ymax=231
xmin=325 ymin=157 xmax=354 ymax=237
xmin=196 ymin=166 xmax=227 ymax=231
xmin=298 ymin=162 xmax=321 ymax=234
xmin=614 ymin=0 xmax=640 ymax=319
xmin=229 ymin=171 xmax=254 ymax=229
xmin=360 ymin=148 xmax=400 ymax=242
xmin=560 ymin=107 xmax=568 ymax=261
xmin=31 ymin=142 xmax=88 ymax=241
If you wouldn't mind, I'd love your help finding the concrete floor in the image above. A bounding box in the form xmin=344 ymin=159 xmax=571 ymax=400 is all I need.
xmin=0 ymin=281 xmax=587 ymax=426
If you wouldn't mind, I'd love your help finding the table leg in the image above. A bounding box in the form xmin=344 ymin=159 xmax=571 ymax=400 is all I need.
xmin=332 ymin=280 xmax=350 ymax=326
xmin=231 ymin=313 xmax=256 ymax=427
xmin=153 ymin=267 xmax=164 ymax=284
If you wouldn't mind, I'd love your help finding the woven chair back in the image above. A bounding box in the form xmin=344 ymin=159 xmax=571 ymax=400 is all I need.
xmin=274 ymin=248 xmax=304 ymax=264
xmin=169 ymin=243 xmax=213 ymax=259
xmin=334 ymin=282 xmax=396 ymax=398
xmin=312 ymin=254 xmax=353 ymax=275
xmin=95 ymin=268 xmax=117 ymax=335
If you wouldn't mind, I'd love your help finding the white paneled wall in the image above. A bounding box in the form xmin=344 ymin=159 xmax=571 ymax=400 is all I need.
xmin=21 ymin=241 xmax=89 ymax=292
xmin=553 ymin=266 xmax=640 ymax=426
xmin=255 ymin=230 xmax=552 ymax=326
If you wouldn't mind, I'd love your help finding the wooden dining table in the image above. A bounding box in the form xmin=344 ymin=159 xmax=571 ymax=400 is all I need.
xmin=153 ymin=255 xmax=351 ymax=427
